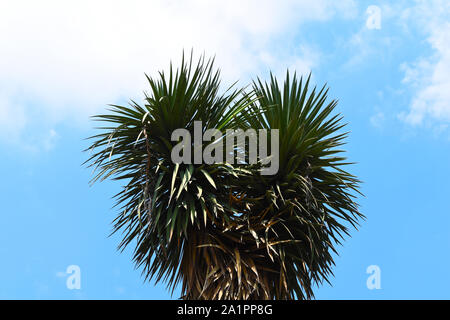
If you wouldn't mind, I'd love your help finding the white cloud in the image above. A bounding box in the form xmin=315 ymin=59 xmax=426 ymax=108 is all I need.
xmin=370 ymin=111 xmax=385 ymax=129
xmin=41 ymin=129 xmax=59 ymax=151
xmin=399 ymin=1 xmax=450 ymax=127
xmin=0 ymin=96 xmax=27 ymax=141
xmin=16 ymin=128 xmax=59 ymax=153
xmin=258 ymin=45 xmax=320 ymax=79
xmin=0 ymin=0 xmax=356 ymax=144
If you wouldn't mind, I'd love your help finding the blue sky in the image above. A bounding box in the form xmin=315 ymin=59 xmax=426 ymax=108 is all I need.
xmin=1 ymin=0 xmax=450 ymax=299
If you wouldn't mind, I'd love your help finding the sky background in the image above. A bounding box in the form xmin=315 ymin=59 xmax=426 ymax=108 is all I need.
xmin=1 ymin=0 xmax=450 ymax=299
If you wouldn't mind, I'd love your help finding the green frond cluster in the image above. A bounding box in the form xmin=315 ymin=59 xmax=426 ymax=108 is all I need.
xmin=85 ymin=53 xmax=363 ymax=300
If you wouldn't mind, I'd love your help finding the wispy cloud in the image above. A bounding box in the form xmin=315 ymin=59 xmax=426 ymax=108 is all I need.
xmin=370 ymin=111 xmax=386 ymax=129
xmin=342 ymin=3 xmax=399 ymax=69
xmin=398 ymin=1 xmax=450 ymax=127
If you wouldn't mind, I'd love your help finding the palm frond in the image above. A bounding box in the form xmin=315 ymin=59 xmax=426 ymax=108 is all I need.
xmin=85 ymin=53 xmax=254 ymax=296
xmin=85 ymin=57 xmax=363 ymax=300
xmin=233 ymin=71 xmax=364 ymax=299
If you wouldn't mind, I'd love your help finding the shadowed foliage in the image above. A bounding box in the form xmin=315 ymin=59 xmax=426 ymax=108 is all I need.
xmin=233 ymin=73 xmax=364 ymax=299
xmin=85 ymin=53 xmax=363 ymax=300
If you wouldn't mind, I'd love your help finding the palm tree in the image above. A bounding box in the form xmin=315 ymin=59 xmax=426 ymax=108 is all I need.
xmin=85 ymin=53 xmax=363 ymax=300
